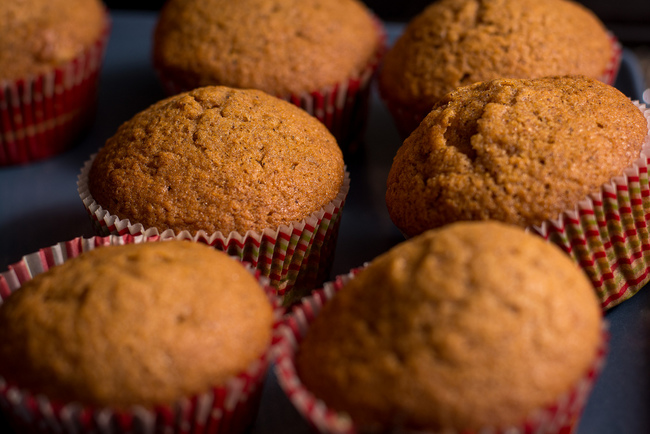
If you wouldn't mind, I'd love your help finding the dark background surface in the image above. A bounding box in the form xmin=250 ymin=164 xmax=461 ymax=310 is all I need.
xmin=103 ymin=0 xmax=650 ymax=45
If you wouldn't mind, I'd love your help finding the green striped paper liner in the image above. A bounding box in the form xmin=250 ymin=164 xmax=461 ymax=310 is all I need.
xmin=530 ymin=101 xmax=650 ymax=309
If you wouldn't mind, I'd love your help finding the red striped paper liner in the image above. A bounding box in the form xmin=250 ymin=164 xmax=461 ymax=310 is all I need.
xmin=77 ymin=155 xmax=350 ymax=305
xmin=0 ymin=11 xmax=111 ymax=167
xmin=0 ymin=233 xmax=284 ymax=434
xmin=529 ymin=102 xmax=650 ymax=310
xmin=272 ymin=270 xmax=609 ymax=434
xmin=155 ymin=19 xmax=386 ymax=154
xmin=383 ymin=33 xmax=623 ymax=139
xmin=601 ymin=34 xmax=623 ymax=87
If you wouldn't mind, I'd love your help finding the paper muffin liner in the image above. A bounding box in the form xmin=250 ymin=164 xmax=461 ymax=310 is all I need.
xmin=383 ymin=32 xmax=623 ymax=139
xmin=0 ymin=11 xmax=111 ymax=167
xmin=272 ymin=269 xmax=609 ymax=434
xmin=600 ymin=34 xmax=623 ymax=87
xmin=155 ymin=20 xmax=386 ymax=154
xmin=529 ymin=101 xmax=650 ymax=310
xmin=77 ymin=155 xmax=350 ymax=305
xmin=0 ymin=233 xmax=284 ymax=434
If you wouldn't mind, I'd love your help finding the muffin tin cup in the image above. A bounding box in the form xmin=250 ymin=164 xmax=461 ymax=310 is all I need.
xmin=0 ymin=233 xmax=284 ymax=434
xmin=530 ymin=102 xmax=650 ymax=310
xmin=155 ymin=20 xmax=386 ymax=154
xmin=77 ymin=155 xmax=351 ymax=305
xmin=0 ymin=11 xmax=111 ymax=167
xmin=384 ymin=33 xmax=623 ymax=139
xmin=273 ymin=269 xmax=609 ymax=434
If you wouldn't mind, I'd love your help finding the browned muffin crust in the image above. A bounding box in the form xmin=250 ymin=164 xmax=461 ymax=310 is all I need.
xmin=379 ymin=0 xmax=613 ymax=134
xmin=0 ymin=0 xmax=106 ymax=80
xmin=386 ymin=75 xmax=648 ymax=238
xmin=297 ymin=221 xmax=602 ymax=431
xmin=0 ymin=241 xmax=274 ymax=408
xmin=89 ymin=86 xmax=345 ymax=234
xmin=153 ymin=0 xmax=380 ymax=96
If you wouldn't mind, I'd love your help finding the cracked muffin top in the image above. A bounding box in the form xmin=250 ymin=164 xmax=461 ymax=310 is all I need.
xmin=0 ymin=0 xmax=106 ymax=80
xmin=386 ymin=75 xmax=648 ymax=238
xmin=152 ymin=0 xmax=380 ymax=96
xmin=297 ymin=221 xmax=602 ymax=431
xmin=88 ymin=86 xmax=344 ymax=234
xmin=378 ymin=0 xmax=613 ymax=135
xmin=0 ymin=240 xmax=274 ymax=408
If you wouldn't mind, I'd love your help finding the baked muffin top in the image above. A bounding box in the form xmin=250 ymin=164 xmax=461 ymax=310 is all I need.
xmin=297 ymin=221 xmax=602 ymax=431
xmin=386 ymin=75 xmax=648 ymax=237
xmin=152 ymin=0 xmax=380 ymax=96
xmin=379 ymin=0 xmax=613 ymax=120
xmin=0 ymin=240 xmax=274 ymax=408
xmin=0 ymin=0 xmax=106 ymax=80
xmin=89 ymin=86 xmax=345 ymax=234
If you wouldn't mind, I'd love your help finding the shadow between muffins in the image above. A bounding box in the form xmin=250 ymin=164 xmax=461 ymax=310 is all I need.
xmin=0 ymin=205 xmax=95 ymax=271
xmin=89 ymin=65 xmax=166 ymax=151
xmin=576 ymin=287 xmax=650 ymax=432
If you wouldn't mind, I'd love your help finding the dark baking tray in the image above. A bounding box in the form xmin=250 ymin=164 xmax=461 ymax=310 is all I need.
xmin=0 ymin=12 xmax=648 ymax=434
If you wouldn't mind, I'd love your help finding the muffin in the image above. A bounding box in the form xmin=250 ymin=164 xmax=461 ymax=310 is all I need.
xmin=0 ymin=236 xmax=279 ymax=433
xmin=386 ymin=75 xmax=650 ymax=308
xmin=152 ymin=0 xmax=385 ymax=151
xmin=386 ymin=76 xmax=647 ymax=236
xmin=379 ymin=0 xmax=621 ymax=137
xmin=0 ymin=0 xmax=110 ymax=166
xmin=275 ymin=221 xmax=606 ymax=433
xmin=79 ymin=85 xmax=348 ymax=301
